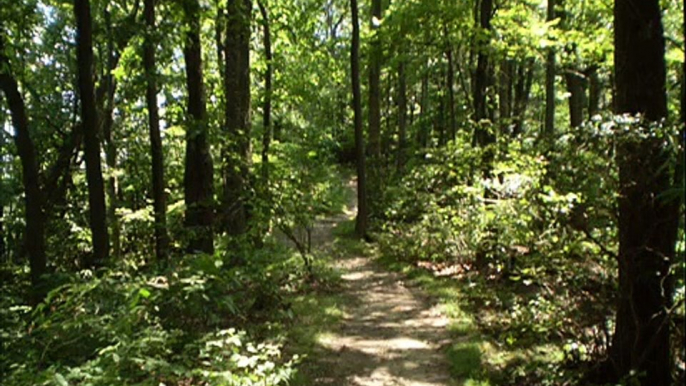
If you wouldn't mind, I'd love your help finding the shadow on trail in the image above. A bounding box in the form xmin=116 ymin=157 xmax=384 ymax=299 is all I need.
xmin=306 ymin=252 xmax=456 ymax=386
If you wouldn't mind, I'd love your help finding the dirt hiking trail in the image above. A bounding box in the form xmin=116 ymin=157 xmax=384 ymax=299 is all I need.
xmin=302 ymin=179 xmax=456 ymax=386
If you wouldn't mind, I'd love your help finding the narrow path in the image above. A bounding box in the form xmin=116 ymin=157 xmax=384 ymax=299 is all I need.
xmin=303 ymin=180 xmax=455 ymax=386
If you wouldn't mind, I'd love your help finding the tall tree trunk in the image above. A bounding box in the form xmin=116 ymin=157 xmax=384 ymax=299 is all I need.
xmin=498 ymin=59 xmax=513 ymax=132
xmin=74 ymin=0 xmax=109 ymax=266
xmin=564 ymin=68 xmax=584 ymax=128
xmin=587 ymin=65 xmax=600 ymax=117
xmin=94 ymin=3 xmax=138 ymax=260
xmin=258 ymin=0 xmax=272 ymax=183
xmin=222 ymin=0 xmax=252 ymax=236
xmin=183 ymin=0 xmax=214 ymax=254
xmin=543 ymin=0 xmax=555 ymax=139
xmin=473 ymin=0 xmax=494 ymax=146
xmin=144 ymin=0 xmax=168 ymax=260
xmin=513 ymin=58 xmax=534 ymax=136
xmin=397 ymin=60 xmax=407 ymax=170
xmin=101 ymin=8 xmax=121 ymax=260
xmin=446 ymin=43 xmax=456 ymax=143
xmin=608 ymin=1 xmax=678 ymax=385
xmin=350 ymin=0 xmax=367 ymax=238
xmin=419 ymin=72 xmax=430 ymax=148
xmin=0 ymin=36 xmax=46 ymax=302
xmin=367 ymin=0 xmax=382 ymax=159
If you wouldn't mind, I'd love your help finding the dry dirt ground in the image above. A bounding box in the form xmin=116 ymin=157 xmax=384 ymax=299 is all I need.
xmin=300 ymin=180 xmax=456 ymax=386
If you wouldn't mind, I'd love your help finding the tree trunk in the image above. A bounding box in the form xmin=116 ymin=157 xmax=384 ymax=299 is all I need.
xmin=587 ymin=65 xmax=600 ymax=117
xmin=397 ymin=60 xmax=407 ymax=170
xmin=513 ymin=58 xmax=534 ymax=136
xmin=182 ymin=0 xmax=214 ymax=254
xmin=74 ymin=0 xmax=109 ymax=266
xmin=367 ymin=0 xmax=382 ymax=159
xmin=498 ymin=59 xmax=513 ymax=132
xmin=445 ymin=24 xmax=456 ymax=143
xmin=419 ymin=72 xmax=430 ymax=148
xmin=350 ymin=0 xmax=367 ymax=238
xmin=258 ymin=0 xmax=272 ymax=183
xmin=0 ymin=35 xmax=46 ymax=303
xmin=100 ymin=8 xmax=121 ymax=260
xmin=473 ymin=0 xmax=494 ymax=146
xmin=144 ymin=0 xmax=169 ymax=260
xmin=608 ymin=1 xmax=678 ymax=385
xmin=564 ymin=68 xmax=584 ymax=128
xmin=222 ymin=0 xmax=252 ymax=236
xmin=543 ymin=0 xmax=555 ymax=139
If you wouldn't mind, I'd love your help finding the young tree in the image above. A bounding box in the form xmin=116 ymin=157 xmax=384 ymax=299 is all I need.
xmin=350 ymin=0 xmax=367 ymax=238
xmin=473 ymin=0 xmax=494 ymax=146
xmin=182 ymin=0 xmax=214 ymax=254
xmin=74 ymin=0 xmax=109 ymax=266
xmin=367 ymin=0 xmax=382 ymax=159
xmin=543 ymin=0 xmax=555 ymax=138
xmin=258 ymin=0 xmax=272 ymax=183
xmin=144 ymin=0 xmax=169 ymax=259
xmin=607 ymin=1 xmax=680 ymax=385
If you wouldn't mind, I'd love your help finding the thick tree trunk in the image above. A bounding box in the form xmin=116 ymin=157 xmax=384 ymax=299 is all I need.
xmin=183 ymin=0 xmax=214 ymax=254
xmin=0 ymin=36 xmax=46 ymax=302
xmin=144 ymin=0 xmax=169 ymax=260
xmin=258 ymin=0 xmax=272 ymax=183
xmin=367 ymin=0 xmax=382 ymax=159
xmin=74 ymin=0 xmax=109 ymax=266
xmin=222 ymin=0 xmax=252 ymax=236
xmin=350 ymin=0 xmax=367 ymax=238
xmin=543 ymin=0 xmax=555 ymax=138
xmin=564 ymin=68 xmax=584 ymax=128
xmin=608 ymin=1 xmax=678 ymax=385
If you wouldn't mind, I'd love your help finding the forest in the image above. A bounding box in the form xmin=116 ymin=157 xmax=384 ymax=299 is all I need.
xmin=0 ymin=0 xmax=684 ymax=385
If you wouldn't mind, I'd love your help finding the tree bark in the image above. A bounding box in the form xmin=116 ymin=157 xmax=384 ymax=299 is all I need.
xmin=564 ymin=68 xmax=584 ymax=128
xmin=443 ymin=23 xmax=456 ymax=143
xmin=367 ymin=0 xmax=382 ymax=159
xmin=543 ymin=0 xmax=555 ymax=139
xmin=258 ymin=0 xmax=272 ymax=183
xmin=498 ymin=59 xmax=513 ymax=131
xmin=446 ymin=43 xmax=456 ymax=143
xmin=608 ymin=1 xmax=678 ymax=385
xmin=144 ymin=0 xmax=169 ymax=260
xmin=513 ymin=58 xmax=534 ymax=136
xmin=74 ymin=0 xmax=109 ymax=266
xmin=222 ymin=0 xmax=252 ymax=236
xmin=473 ymin=0 xmax=494 ymax=146
xmin=418 ymin=72 xmax=430 ymax=148
xmin=182 ymin=0 xmax=214 ymax=254
xmin=397 ymin=60 xmax=407 ymax=170
xmin=0 ymin=35 xmax=46 ymax=302
xmin=350 ymin=0 xmax=367 ymax=238
xmin=587 ymin=65 xmax=600 ymax=117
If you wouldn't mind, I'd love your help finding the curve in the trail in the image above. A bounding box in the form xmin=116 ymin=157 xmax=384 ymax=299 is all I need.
xmin=304 ymin=179 xmax=455 ymax=386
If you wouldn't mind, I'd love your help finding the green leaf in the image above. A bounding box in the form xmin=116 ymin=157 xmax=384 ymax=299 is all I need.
xmin=53 ymin=373 xmax=69 ymax=386
xmin=139 ymin=288 xmax=151 ymax=299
